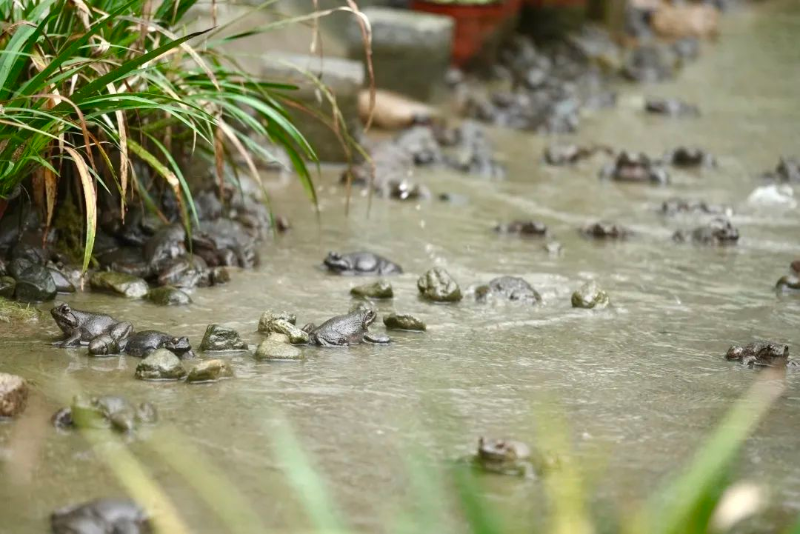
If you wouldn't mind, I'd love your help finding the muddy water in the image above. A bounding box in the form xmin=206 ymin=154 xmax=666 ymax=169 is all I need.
xmin=2 ymin=2 xmax=800 ymax=533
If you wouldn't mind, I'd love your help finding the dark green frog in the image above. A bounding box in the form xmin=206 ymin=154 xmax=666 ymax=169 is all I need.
xmin=302 ymin=309 xmax=390 ymax=346
xmin=50 ymin=303 xmax=133 ymax=348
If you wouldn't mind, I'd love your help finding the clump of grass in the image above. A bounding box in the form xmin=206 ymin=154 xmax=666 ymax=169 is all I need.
xmin=0 ymin=297 xmax=39 ymax=322
xmin=0 ymin=0 xmax=322 ymax=270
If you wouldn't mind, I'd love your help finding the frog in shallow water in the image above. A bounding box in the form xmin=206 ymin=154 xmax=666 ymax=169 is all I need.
xmin=474 ymin=437 xmax=534 ymax=476
xmin=88 ymin=330 xmax=194 ymax=358
xmin=323 ymin=251 xmax=403 ymax=276
xmin=50 ymin=303 xmax=133 ymax=348
xmin=52 ymin=395 xmax=157 ymax=434
xmin=302 ymin=308 xmax=390 ymax=346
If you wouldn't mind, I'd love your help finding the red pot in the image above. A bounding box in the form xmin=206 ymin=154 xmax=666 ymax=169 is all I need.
xmin=411 ymin=0 xmax=522 ymax=67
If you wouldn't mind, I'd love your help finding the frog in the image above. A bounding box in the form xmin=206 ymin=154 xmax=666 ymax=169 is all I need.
xmin=323 ymin=251 xmax=403 ymax=276
xmin=474 ymin=437 xmax=534 ymax=476
xmin=475 ymin=276 xmax=542 ymax=304
xmin=580 ymin=222 xmax=633 ymax=239
xmin=88 ymin=330 xmax=194 ymax=359
xmin=662 ymin=147 xmax=717 ymax=168
xmin=672 ymin=218 xmax=739 ymax=245
xmin=661 ymin=198 xmax=732 ymax=217
xmin=50 ymin=303 xmax=133 ymax=348
xmin=599 ymin=151 xmax=669 ymax=184
xmin=52 ymin=394 xmax=157 ymax=434
xmin=302 ymin=308 xmax=390 ymax=346
xmin=644 ymin=97 xmax=700 ymax=117
xmin=494 ymin=220 xmax=548 ymax=236
xmin=725 ymin=342 xmax=789 ymax=368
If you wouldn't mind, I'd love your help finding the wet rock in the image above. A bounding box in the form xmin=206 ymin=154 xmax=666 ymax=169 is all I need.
xmin=157 ymin=255 xmax=210 ymax=289
xmin=304 ymin=308 xmax=389 ymax=346
xmin=599 ymin=151 xmax=669 ymax=184
xmin=264 ymin=318 xmax=309 ymax=345
xmin=324 ymin=251 xmax=403 ymax=276
xmin=350 ymin=280 xmax=393 ymax=299
xmin=571 ymin=280 xmax=610 ymax=309
xmin=10 ymin=242 xmax=48 ymax=265
xmin=7 ymin=258 xmax=32 ymax=280
xmin=622 ymin=44 xmax=679 ymax=83
xmin=254 ymin=339 xmax=303 ymax=361
xmin=51 ymin=499 xmax=151 ymax=534
xmin=494 ymin=220 xmax=548 ymax=237
xmin=258 ymin=311 xmax=297 ymax=332
xmin=673 ymin=218 xmax=739 ymax=245
xmin=663 ymin=147 xmax=716 ymax=168
xmin=417 ymin=268 xmax=463 ymax=303
xmin=776 ymin=275 xmax=800 ymax=293
xmin=90 ymin=271 xmax=149 ymax=298
xmin=143 ymin=224 xmax=186 ymax=271
xmin=0 ymin=373 xmax=28 ymax=418
xmin=581 ymin=222 xmax=632 ymax=239
xmin=444 ymin=121 xmax=505 ymax=179
xmin=200 ymin=324 xmax=247 ymax=352
xmin=475 ymin=276 xmax=541 ymax=304
xmin=760 ymin=157 xmax=800 ymax=183
xmin=645 ymin=97 xmax=700 ymax=117
xmin=186 ymin=359 xmax=234 ymax=383
xmin=0 ymin=276 xmax=15 ymax=299
xmin=146 ymin=286 xmax=192 ymax=306
xmin=475 ymin=437 xmax=533 ymax=477
xmin=377 ymin=178 xmax=431 ymax=202
xmin=134 ymin=349 xmax=187 ymax=381
xmin=210 ymin=267 xmax=231 ymax=285
xmin=383 ymin=313 xmax=426 ymax=331
xmin=726 ymin=342 xmax=789 ymax=368
xmin=48 ymin=268 xmax=75 ymax=293
xmin=661 ymin=198 xmax=732 ymax=217
xmin=14 ymin=264 xmax=57 ymax=302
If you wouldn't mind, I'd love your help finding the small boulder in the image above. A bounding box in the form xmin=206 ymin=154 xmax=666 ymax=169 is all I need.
xmin=383 ymin=313 xmax=426 ymax=331
xmin=186 ymin=359 xmax=234 ymax=383
xmin=0 ymin=373 xmax=29 ymax=418
xmin=258 ymin=313 xmax=308 ymax=344
xmin=0 ymin=276 xmax=15 ymax=299
xmin=257 ymin=311 xmax=297 ymax=333
xmin=48 ymin=268 xmax=75 ymax=293
xmin=726 ymin=342 xmax=788 ymax=368
xmin=14 ymin=265 xmax=56 ymax=302
xmin=254 ymin=339 xmax=303 ymax=361
xmin=91 ymin=271 xmax=149 ymax=298
xmin=200 ymin=324 xmax=247 ymax=352
xmin=146 ymin=286 xmax=192 ymax=306
xmin=51 ymin=499 xmax=151 ymax=534
xmin=475 ymin=276 xmax=541 ymax=304
xmin=134 ymin=349 xmax=187 ymax=380
xmin=571 ymin=281 xmax=610 ymax=309
xmin=417 ymin=268 xmax=462 ymax=302
xmin=351 ymin=280 xmax=394 ymax=299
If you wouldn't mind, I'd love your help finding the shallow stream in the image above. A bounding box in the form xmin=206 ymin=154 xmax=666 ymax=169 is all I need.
xmin=1 ymin=2 xmax=800 ymax=532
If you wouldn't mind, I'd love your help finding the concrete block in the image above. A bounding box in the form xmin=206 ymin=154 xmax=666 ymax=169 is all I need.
xmin=345 ymin=8 xmax=454 ymax=102
xmin=260 ymin=54 xmax=365 ymax=163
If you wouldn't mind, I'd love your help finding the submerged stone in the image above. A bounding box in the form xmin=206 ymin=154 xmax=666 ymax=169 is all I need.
xmin=254 ymin=339 xmax=303 ymax=361
xmin=186 ymin=359 xmax=234 ymax=383
xmin=350 ymin=280 xmax=394 ymax=299
xmin=417 ymin=268 xmax=462 ymax=302
xmin=200 ymin=324 xmax=247 ymax=352
xmin=51 ymin=499 xmax=151 ymax=534
xmin=134 ymin=349 xmax=187 ymax=381
xmin=146 ymin=286 xmax=192 ymax=306
xmin=0 ymin=373 xmax=29 ymax=418
xmin=90 ymin=271 xmax=149 ymax=298
xmin=383 ymin=313 xmax=426 ymax=331
xmin=571 ymin=281 xmax=610 ymax=309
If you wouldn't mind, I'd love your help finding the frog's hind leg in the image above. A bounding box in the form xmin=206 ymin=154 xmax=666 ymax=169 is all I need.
xmin=109 ymin=321 xmax=134 ymax=341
